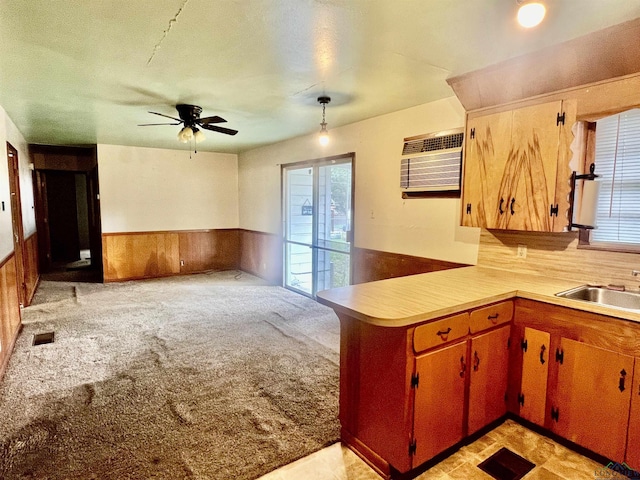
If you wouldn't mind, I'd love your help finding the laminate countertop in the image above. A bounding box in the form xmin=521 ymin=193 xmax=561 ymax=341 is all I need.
xmin=316 ymin=265 xmax=640 ymax=326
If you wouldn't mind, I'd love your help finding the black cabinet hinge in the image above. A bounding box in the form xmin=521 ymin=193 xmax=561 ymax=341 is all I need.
xmin=557 ymin=112 xmax=566 ymax=126
xmin=411 ymin=372 xmax=419 ymax=389
xmin=521 ymin=338 xmax=528 ymax=352
xmin=518 ymin=393 xmax=525 ymax=406
xmin=466 ymin=203 xmax=472 ymax=215
xmin=409 ymin=439 xmax=417 ymax=456
xmin=555 ymin=348 xmax=564 ymax=364
xmin=550 ymin=204 xmax=559 ymax=217
xmin=551 ymin=407 xmax=560 ymax=422
xmin=470 ymin=127 xmax=475 ymax=139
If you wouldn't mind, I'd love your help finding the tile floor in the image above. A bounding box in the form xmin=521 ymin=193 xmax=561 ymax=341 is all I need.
xmin=258 ymin=419 xmax=611 ymax=480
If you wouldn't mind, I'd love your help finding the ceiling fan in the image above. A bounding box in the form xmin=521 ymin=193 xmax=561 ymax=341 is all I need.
xmin=139 ymin=104 xmax=238 ymax=143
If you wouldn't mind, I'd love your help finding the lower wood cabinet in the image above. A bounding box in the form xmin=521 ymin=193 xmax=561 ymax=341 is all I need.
xmin=550 ymin=338 xmax=633 ymax=462
xmin=627 ymin=363 xmax=640 ymax=470
xmin=413 ymin=341 xmax=467 ymax=466
xmin=519 ymin=327 xmax=550 ymax=426
xmin=468 ymin=325 xmax=510 ymax=434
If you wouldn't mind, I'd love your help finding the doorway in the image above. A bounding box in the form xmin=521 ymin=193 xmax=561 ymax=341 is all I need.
xmin=6 ymin=142 xmax=26 ymax=304
xmin=31 ymin=145 xmax=102 ymax=282
xmin=283 ymin=153 xmax=354 ymax=297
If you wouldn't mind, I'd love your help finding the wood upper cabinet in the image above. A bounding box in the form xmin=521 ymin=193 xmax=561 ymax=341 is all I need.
xmin=462 ymin=100 xmax=576 ymax=232
xmin=468 ymin=325 xmax=511 ymax=435
xmin=627 ymin=360 xmax=640 ymax=470
xmin=550 ymin=338 xmax=633 ymax=462
xmin=462 ymin=110 xmax=512 ymax=228
xmin=519 ymin=327 xmax=550 ymax=426
xmin=413 ymin=340 xmax=467 ymax=467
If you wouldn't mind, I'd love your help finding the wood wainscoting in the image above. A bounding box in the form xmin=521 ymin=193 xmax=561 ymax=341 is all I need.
xmin=352 ymin=247 xmax=468 ymax=284
xmin=102 ymin=229 xmax=240 ymax=282
xmin=23 ymin=232 xmax=39 ymax=306
xmin=0 ymin=254 xmax=22 ymax=379
xmin=239 ymin=229 xmax=283 ymax=285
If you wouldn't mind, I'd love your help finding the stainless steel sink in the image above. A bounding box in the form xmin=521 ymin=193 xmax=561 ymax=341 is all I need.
xmin=556 ymin=285 xmax=640 ymax=312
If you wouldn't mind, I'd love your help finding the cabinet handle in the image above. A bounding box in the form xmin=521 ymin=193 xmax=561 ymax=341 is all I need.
xmin=620 ymin=369 xmax=627 ymax=392
xmin=473 ymin=351 xmax=480 ymax=372
xmin=488 ymin=313 xmax=499 ymax=323
xmin=510 ymin=198 xmax=516 ymax=215
xmin=459 ymin=356 xmax=466 ymax=378
xmin=539 ymin=344 xmax=546 ymax=365
xmin=436 ymin=327 xmax=451 ymax=340
xmin=499 ymin=198 xmax=504 ymax=214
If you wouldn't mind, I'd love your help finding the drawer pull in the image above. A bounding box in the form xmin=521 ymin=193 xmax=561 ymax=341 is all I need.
xmin=540 ymin=344 xmax=546 ymax=365
xmin=499 ymin=198 xmax=505 ymax=215
xmin=459 ymin=356 xmax=466 ymax=378
xmin=510 ymin=197 xmax=516 ymax=215
xmin=487 ymin=313 xmax=499 ymax=323
xmin=473 ymin=351 xmax=480 ymax=372
xmin=436 ymin=327 xmax=452 ymax=339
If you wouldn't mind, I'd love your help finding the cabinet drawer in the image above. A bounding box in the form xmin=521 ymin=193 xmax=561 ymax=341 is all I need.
xmin=414 ymin=313 xmax=469 ymax=353
xmin=469 ymin=301 xmax=513 ymax=333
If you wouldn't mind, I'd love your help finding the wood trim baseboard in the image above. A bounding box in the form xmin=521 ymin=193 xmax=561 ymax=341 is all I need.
xmin=0 ymin=324 xmax=22 ymax=382
xmin=102 ymin=228 xmax=239 ymax=237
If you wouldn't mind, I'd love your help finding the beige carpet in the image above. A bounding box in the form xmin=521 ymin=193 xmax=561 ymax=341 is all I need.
xmin=0 ymin=271 xmax=340 ymax=479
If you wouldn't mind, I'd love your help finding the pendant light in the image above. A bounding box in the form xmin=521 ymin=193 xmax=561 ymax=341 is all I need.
xmin=318 ymin=96 xmax=331 ymax=146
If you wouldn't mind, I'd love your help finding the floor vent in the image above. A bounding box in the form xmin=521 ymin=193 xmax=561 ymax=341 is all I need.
xmin=477 ymin=447 xmax=535 ymax=480
xmin=33 ymin=332 xmax=55 ymax=346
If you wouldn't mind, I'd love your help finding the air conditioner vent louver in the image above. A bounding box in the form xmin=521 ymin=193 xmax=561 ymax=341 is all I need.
xmin=402 ymin=132 xmax=464 ymax=155
xmin=400 ymin=129 xmax=464 ymax=197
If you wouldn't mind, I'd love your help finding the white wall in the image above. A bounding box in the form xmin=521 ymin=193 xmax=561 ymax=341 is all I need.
xmin=98 ymin=144 xmax=239 ymax=233
xmin=238 ymin=96 xmax=480 ymax=265
xmin=0 ymin=105 xmax=36 ymax=260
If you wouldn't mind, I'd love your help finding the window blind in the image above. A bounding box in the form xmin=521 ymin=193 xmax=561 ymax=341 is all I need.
xmin=592 ymin=109 xmax=640 ymax=244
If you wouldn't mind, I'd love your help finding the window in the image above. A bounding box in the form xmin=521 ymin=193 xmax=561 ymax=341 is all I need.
xmin=583 ymin=109 xmax=640 ymax=250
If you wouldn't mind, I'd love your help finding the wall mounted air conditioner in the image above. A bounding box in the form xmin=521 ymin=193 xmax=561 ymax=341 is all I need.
xmin=400 ymin=128 xmax=464 ymax=198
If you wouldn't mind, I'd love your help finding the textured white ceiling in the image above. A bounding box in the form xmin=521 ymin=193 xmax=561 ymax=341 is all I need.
xmin=1 ymin=0 xmax=639 ymax=153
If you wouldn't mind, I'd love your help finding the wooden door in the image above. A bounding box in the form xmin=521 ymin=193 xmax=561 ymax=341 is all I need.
xmin=6 ymin=143 xmax=25 ymax=305
xmin=551 ymin=338 xmax=633 ymax=461
xmin=627 ymin=359 xmax=640 ymax=470
xmin=413 ymin=341 xmax=467 ymax=467
xmin=468 ymin=325 xmax=510 ymax=434
xmin=519 ymin=327 xmax=550 ymax=426
xmin=498 ymin=101 xmax=562 ymax=231
xmin=461 ymin=111 xmax=512 ymax=228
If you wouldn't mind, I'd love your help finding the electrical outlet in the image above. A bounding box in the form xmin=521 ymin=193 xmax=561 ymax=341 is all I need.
xmin=517 ymin=244 xmax=527 ymax=259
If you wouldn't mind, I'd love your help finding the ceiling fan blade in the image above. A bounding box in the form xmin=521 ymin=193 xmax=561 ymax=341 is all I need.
xmin=149 ymin=111 xmax=182 ymax=122
xmin=199 ymin=115 xmax=226 ymax=124
xmin=201 ymin=124 xmax=238 ymax=136
xmin=138 ymin=122 xmax=182 ymax=126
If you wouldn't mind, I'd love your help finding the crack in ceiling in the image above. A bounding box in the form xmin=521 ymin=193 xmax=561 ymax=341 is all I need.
xmin=147 ymin=0 xmax=190 ymax=66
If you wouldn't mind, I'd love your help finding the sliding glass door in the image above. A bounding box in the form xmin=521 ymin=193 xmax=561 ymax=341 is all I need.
xmin=283 ymin=156 xmax=353 ymax=297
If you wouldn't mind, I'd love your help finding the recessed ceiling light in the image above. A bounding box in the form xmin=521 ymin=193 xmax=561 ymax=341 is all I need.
xmin=517 ymin=2 xmax=546 ymax=28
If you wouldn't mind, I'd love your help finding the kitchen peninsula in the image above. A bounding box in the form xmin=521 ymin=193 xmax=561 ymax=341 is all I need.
xmin=317 ymin=266 xmax=640 ymax=479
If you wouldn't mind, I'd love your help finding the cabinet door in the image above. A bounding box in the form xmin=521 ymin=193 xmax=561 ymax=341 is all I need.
xmin=519 ymin=327 xmax=550 ymax=426
xmin=551 ymin=338 xmax=633 ymax=461
xmin=498 ymin=101 xmax=562 ymax=231
xmin=462 ymin=111 xmax=512 ymax=228
xmin=413 ymin=341 xmax=467 ymax=467
xmin=627 ymin=359 xmax=640 ymax=470
xmin=468 ymin=325 xmax=511 ymax=435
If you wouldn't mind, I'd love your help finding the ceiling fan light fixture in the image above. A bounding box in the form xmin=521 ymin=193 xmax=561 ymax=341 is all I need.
xmin=317 ymin=96 xmax=331 ymax=146
xmin=517 ymin=1 xmax=546 ymax=28
xmin=193 ymin=128 xmax=206 ymax=143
